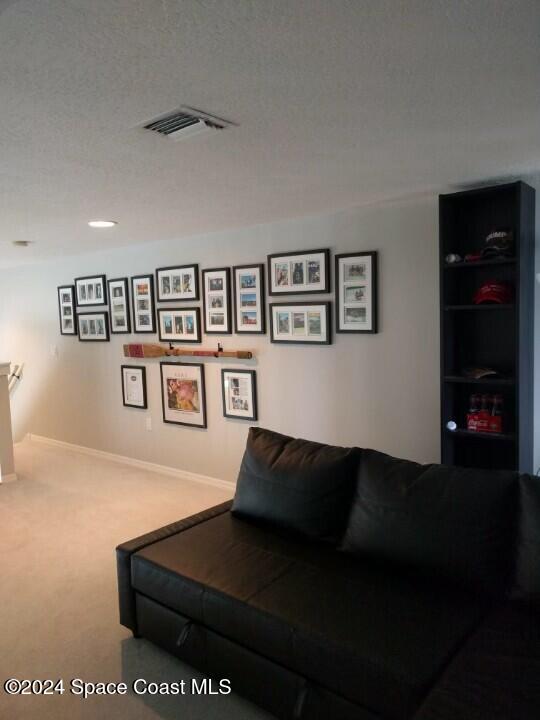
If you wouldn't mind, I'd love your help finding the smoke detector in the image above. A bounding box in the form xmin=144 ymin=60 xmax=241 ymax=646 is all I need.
xmin=142 ymin=106 xmax=235 ymax=141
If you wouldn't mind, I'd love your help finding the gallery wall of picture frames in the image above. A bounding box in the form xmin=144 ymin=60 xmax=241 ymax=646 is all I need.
xmin=58 ymin=247 xmax=378 ymax=427
xmin=58 ymin=248 xmax=378 ymax=344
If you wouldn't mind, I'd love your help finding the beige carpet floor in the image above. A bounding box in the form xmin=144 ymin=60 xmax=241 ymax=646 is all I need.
xmin=0 ymin=438 xmax=272 ymax=720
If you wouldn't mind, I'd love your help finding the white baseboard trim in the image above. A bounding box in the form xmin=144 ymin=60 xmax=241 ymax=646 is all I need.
xmin=26 ymin=434 xmax=235 ymax=492
xmin=0 ymin=472 xmax=17 ymax=483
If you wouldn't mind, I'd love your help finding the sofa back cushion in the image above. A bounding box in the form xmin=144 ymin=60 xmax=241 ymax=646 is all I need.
xmin=341 ymin=449 xmax=519 ymax=595
xmin=514 ymin=474 xmax=540 ymax=602
xmin=232 ymin=427 xmax=359 ymax=542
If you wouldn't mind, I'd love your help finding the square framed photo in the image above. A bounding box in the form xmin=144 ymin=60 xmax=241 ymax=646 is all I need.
xmin=267 ymin=249 xmax=330 ymax=295
xmin=74 ymin=274 xmax=107 ymax=307
xmin=233 ymin=264 xmax=266 ymax=334
xmin=108 ymin=278 xmax=131 ymax=334
xmin=202 ymin=267 xmax=232 ymax=334
xmin=335 ymin=252 xmax=378 ymax=333
xmin=121 ymin=365 xmax=147 ymax=409
xmin=58 ymin=285 xmax=77 ymax=335
xmin=270 ymin=302 xmax=331 ymax=345
xmin=160 ymin=362 xmax=207 ymax=429
xmin=131 ymin=274 xmax=156 ymax=333
xmin=222 ymin=369 xmax=258 ymax=421
xmin=157 ymin=307 xmax=202 ymax=343
xmin=77 ymin=311 xmax=110 ymax=341
xmin=156 ymin=264 xmax=199 ymax=302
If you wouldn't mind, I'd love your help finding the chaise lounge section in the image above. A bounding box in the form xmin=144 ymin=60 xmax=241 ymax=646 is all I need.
xmin=117 ymin=427 xmax=540 ymax=719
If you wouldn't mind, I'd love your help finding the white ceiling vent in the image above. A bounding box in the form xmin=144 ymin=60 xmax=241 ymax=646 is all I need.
xmin=142 ymin=107 xmax=235 ymax=141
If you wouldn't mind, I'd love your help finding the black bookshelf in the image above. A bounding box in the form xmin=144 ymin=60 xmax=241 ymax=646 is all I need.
xmin=439 ymin=181 xmax=535 ymax=472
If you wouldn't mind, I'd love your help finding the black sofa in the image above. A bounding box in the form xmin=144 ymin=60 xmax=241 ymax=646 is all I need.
xmin=117 ymin=427 xmax=540 ymax=719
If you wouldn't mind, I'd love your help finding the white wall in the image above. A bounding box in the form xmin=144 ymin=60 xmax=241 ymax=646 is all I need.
xmin=4 ymin=186 xmax=523 ymax=483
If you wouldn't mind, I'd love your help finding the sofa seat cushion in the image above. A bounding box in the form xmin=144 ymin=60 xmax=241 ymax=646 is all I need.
xmin=414 ymin=604 xmax=540 ymax=720
xmin=341 ymin=450 xmax=519 ymax=596
xmin=131 ymin=511 xmax=489 ymax=720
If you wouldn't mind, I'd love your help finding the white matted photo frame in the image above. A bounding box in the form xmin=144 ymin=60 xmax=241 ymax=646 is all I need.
xmin=74 ymin=274 xmax=107 ymax=307
xmin=121 ymin=365 xmax=147 ymax=409
xmin=267 ymin=248 xmax=330 ymax=295
xmin=202 ymin=267 xmax=232 ymax=334
xmin=233 ymin=264 xmax=266 ymax=334
xmin=157 ymin=307 xmax=202 ymax=343
xmin=155 ymin=264 xmax=199 ymax=303
xmin=131 ymin=274 xmax=156 ymax=333
xmin=222 ymin=369 xmax=258 ymax=421
xmin=108 ymin=277 xmax=131 ymax=334
xmin=58 ymin=285 xmax=77 ymax=335
xmin=77 ymin=311 xmax=110 ymax=341
xmin=335 ymin=251 xmax=378 ymax=333
xmin=160 ymin=361 xmax=207 ymax=428
xmin=270 ymin=302 xmax=331 ymax=345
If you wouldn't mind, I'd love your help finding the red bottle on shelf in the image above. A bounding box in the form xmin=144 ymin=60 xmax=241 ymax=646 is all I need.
xmin=467 ymin=394 xmax=493 ymax=432
xmin=489 ymin=394 xmax=504 ymax=433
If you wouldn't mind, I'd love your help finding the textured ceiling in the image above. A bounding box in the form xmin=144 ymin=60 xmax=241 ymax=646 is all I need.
xmin=0 ymin=0 xmax=539 ymax=267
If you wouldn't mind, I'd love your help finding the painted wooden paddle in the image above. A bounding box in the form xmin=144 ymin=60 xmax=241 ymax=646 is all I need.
xmin=123 ymin=343 xmax=253 ymax=360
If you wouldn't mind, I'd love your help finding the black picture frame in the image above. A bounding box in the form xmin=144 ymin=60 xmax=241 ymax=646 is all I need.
xmin=160 ymin=361 xmax=207 ymax=429
xmin=269 ymin=301 xmax=332 ymax=345
xmin=77 ymin=311 xmax=110 ymax=342
xmin=57 ymin=285 xmax=77 ymax=335
xmin=221 ymin=368 xmax=258 ymax=421
xmin=335 ymin=251 xmax=378 ymax=334
xmin=131 ymin=274 xmax=156 ymax=333
xmin=232 ymin=263 xmax=266 ymax=334
xmin=121 ymin=365 xmax=147 ymax=409
xmin=202 ymin=267 xmax=232 ymax=334
xmin=157 ymin=306 xmax=202 ymax=343
xmin=155 ymin=264 xmax=200 ymax=303
xmin=267 ymin=248 xmax=330 ymax=296
xmin=74 ymin=274 xmax=107 ymax=307
xmin=108 ymin=277 xmax=131 ymax=334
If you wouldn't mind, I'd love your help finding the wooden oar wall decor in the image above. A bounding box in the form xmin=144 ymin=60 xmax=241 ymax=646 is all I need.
xmin=123 ymin=342 xmax=253 ymax=360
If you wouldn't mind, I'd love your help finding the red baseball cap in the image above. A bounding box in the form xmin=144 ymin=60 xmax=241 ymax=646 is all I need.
xmin=473 ymin=281 xmax=512 ymax=305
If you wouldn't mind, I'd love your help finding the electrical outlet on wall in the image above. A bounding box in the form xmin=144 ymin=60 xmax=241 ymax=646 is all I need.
xmin=145 ymin=417 xmax=152 ymax=432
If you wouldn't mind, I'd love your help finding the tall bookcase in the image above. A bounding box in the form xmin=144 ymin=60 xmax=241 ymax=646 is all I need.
xmin=440 ymin=181 xmax=535 ymax=472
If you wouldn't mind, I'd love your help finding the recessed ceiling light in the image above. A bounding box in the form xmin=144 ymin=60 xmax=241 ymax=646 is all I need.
xmin=88 ymin=220 xmax=117 ymax=228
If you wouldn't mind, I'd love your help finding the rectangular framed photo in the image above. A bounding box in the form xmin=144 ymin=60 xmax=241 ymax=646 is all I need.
xmin=58 ymin=285 xmax=77 ymax=335
xmin=131 ymin=274 xmax=156 ymax=333
xmin=267 ymin=249 xmax=330 ymax=295
xmin=77 ymin=311 xmax=110 ymax=342
xmin=202 ymin=267 xmax=232 ymax=334
xmin=156 ymin=264 xmax=199 ymax=303
xmin=233 ymin=264 xmax=266 ymax=334
xmin=121 ymin=365 xmax=147 ymax=409
xmin=222 ymin=369 xmax=258 ymax=421
xmin=108 ymin=278 xmax=131 ymax=334
xmin=157 ymin=307 xmax=202 ymax=343
xmin=335 ymin=251 xmax=378 ymax=333
xmin=270 ymin=302 xmax=331 ymax=345
xmin=160 ymin=361 xmax=207 ymax=428
xmin=74 ymin=274 xmax=107 ymax=307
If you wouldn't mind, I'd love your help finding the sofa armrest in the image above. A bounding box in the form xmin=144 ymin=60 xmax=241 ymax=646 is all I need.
xmin=116 ymin=500 xmax=233 ymax=631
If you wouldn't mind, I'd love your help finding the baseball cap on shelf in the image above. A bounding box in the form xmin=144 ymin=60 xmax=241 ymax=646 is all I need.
xmin=473 ymin=281 xmax=513 ymax=305
xmin=462 ymin=367 xmax=504 ymax=380
xmin=481 ymin=229 xmax=514 ymax=258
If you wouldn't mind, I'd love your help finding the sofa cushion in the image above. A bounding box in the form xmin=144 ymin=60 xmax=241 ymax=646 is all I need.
xmin=341 ymin=450 xmax=519 ymax=596
xmin=231 ymin=427 xmax=359 ymax=541
xmin=514 ymin=474 xmax=540 ymax=602
xmin=131 ymin=510 xmax=489 ymax=720
xmin=414 ymin=604 xmax=540 ymax=720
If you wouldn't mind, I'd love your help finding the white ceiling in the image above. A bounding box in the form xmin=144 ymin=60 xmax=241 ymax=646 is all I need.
xmin=0 ymin=0 xmax=539 ymax=267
